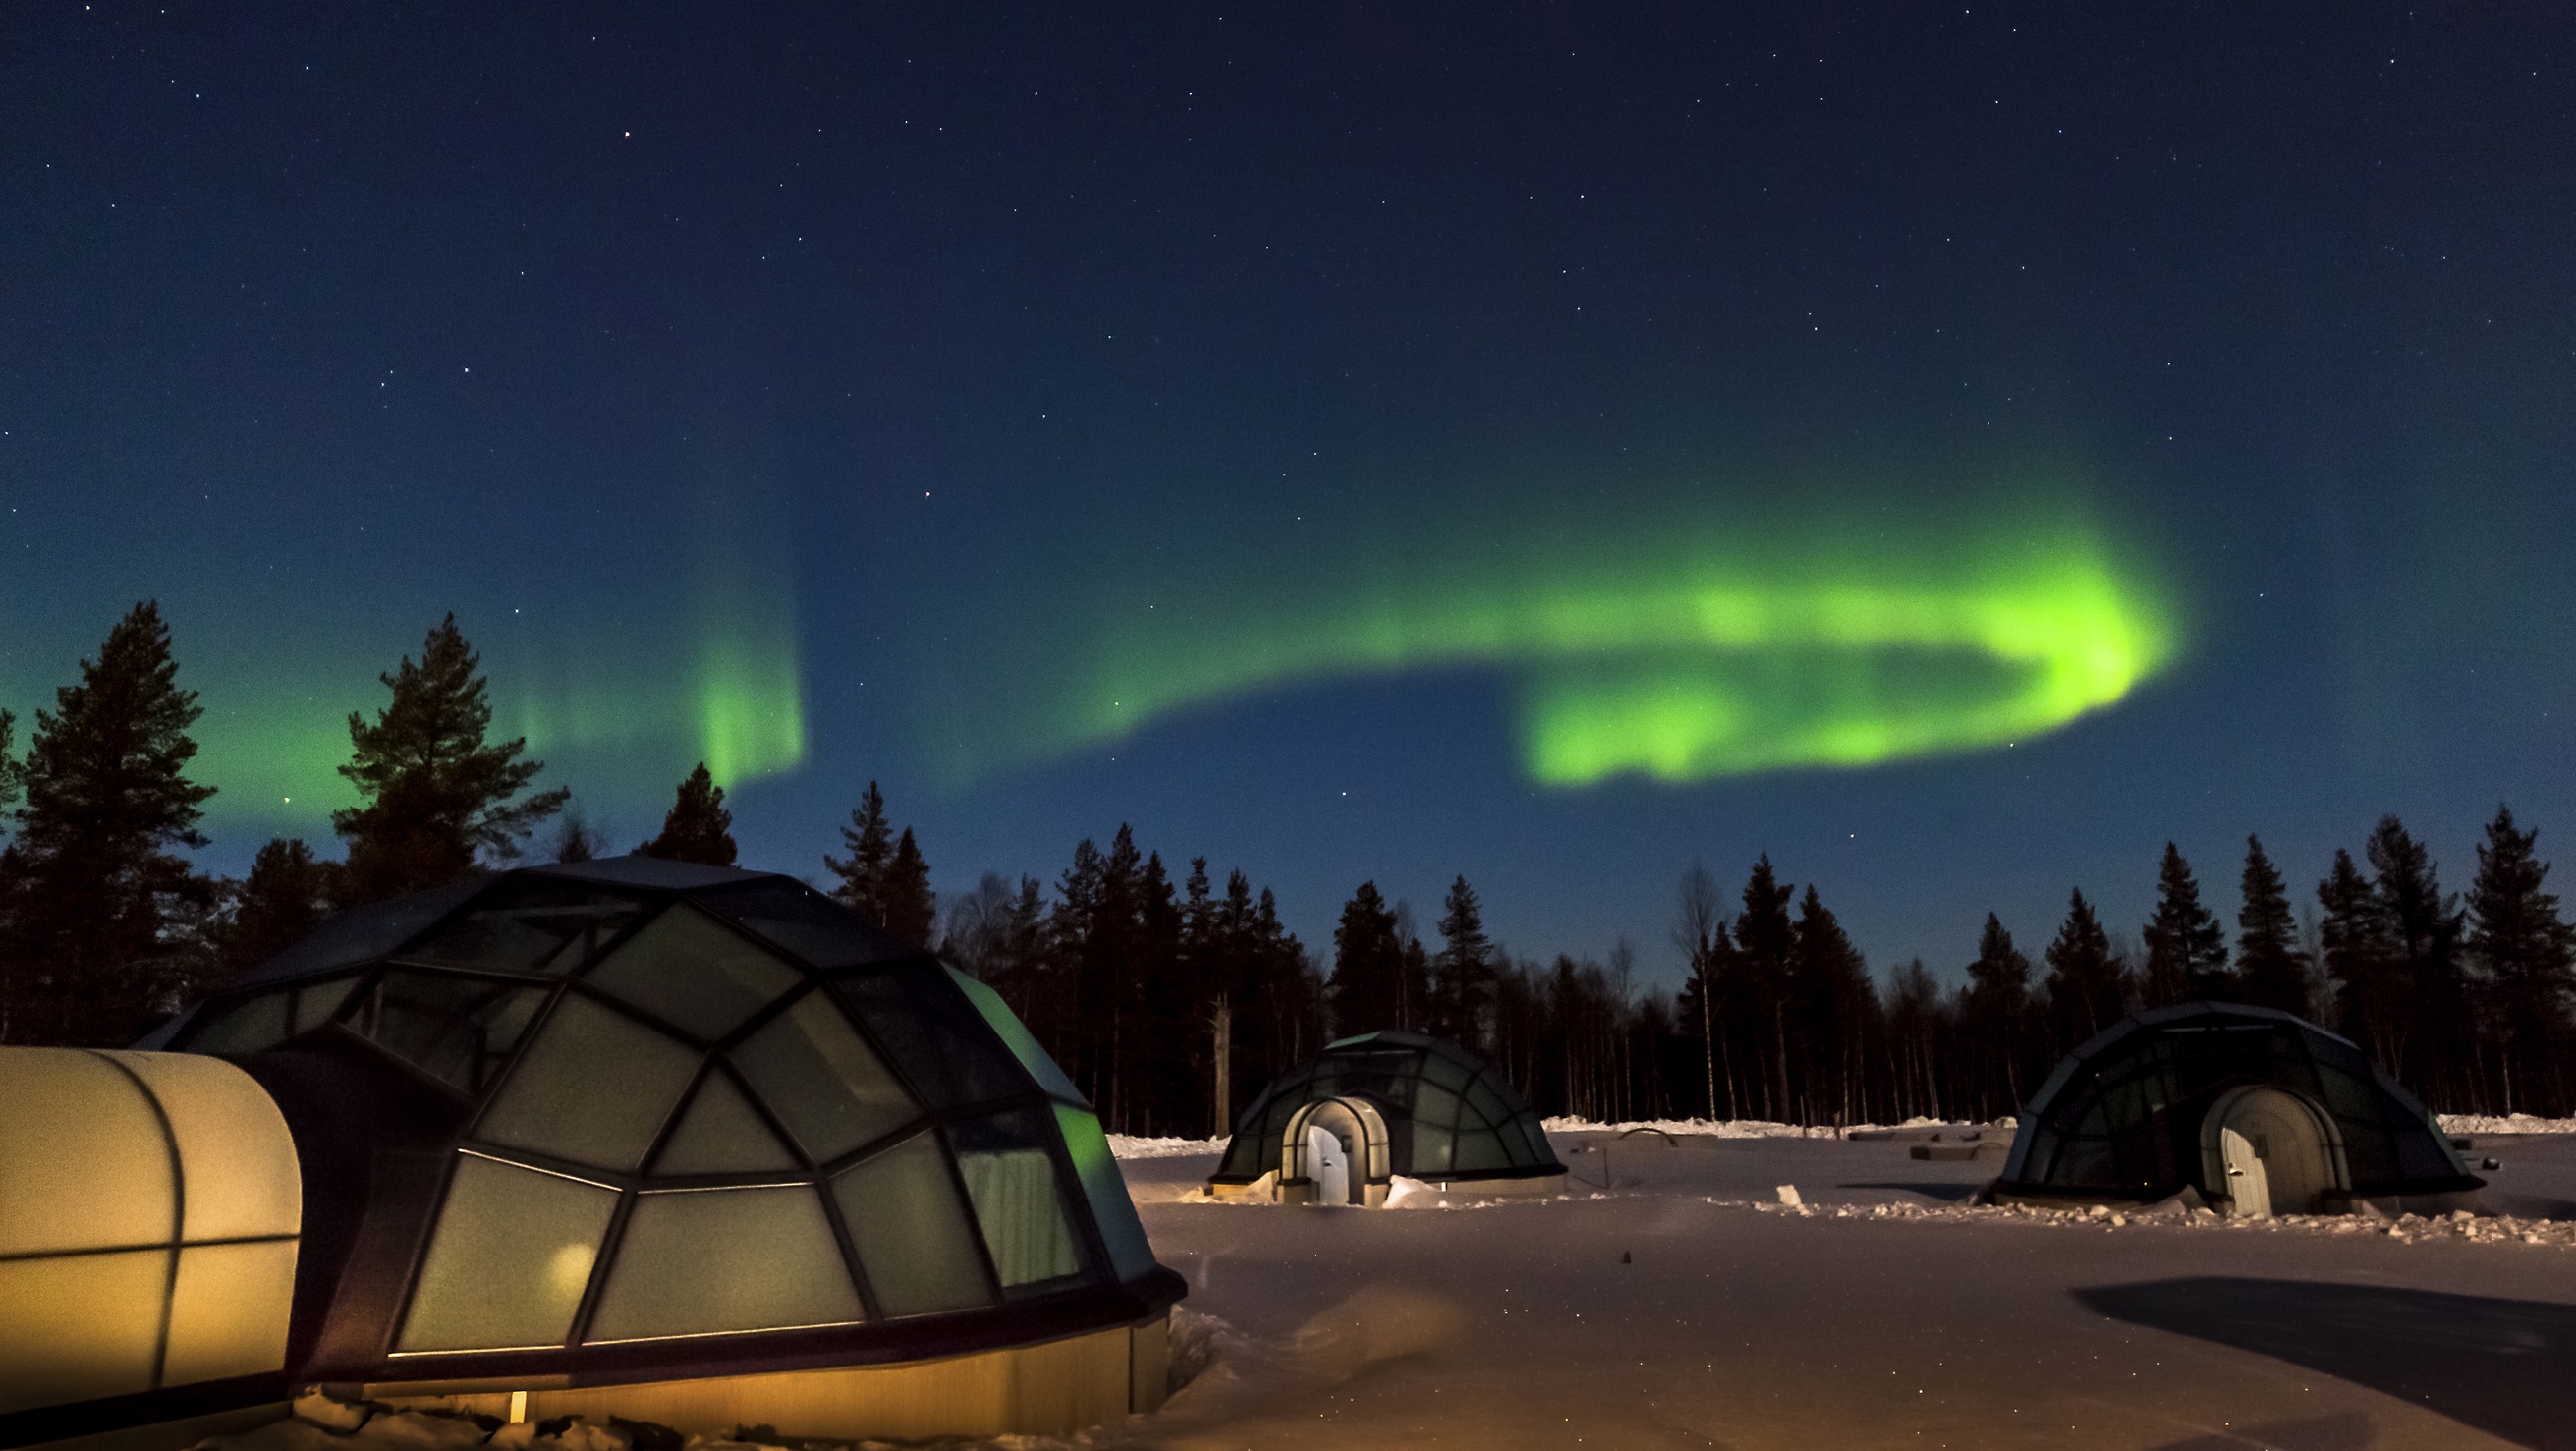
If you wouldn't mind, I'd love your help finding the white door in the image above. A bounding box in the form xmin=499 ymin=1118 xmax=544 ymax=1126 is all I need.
xmin=2219 ymin=1124 xmax=2272 ymax=1218
xmin=2216 ymin=1087 xmax=2333 ymax=1215
xmin=1307 ymin=1123 xmax=1349 ymax=1204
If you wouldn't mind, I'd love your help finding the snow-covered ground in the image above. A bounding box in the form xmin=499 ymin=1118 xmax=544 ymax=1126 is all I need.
xmin=1103 ymin=1129 xmax=2576 ymax=1448
xmin=202 ymin=1129 xmax=2576 ymax=1451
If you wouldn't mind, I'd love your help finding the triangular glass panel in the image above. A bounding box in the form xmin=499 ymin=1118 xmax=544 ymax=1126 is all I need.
xmin=405 ymin=878 xmax=644 ymax=975
xmin=734 ymin=990 xmax=919 ymax=1162
xmin=476 ymin=994 xmax=700 ymax=1172
xmin=698 ymin=879 xmax=912 ymax=970
xmin=834 ymin=967 xmax=1025 ymax=1109
xmin=655 ymin=1070 xmax=799 ymax=1175
xmin=584 ymin=904 xmax=803 ymax=1039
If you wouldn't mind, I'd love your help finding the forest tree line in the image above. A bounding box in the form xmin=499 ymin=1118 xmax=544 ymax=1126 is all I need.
xmin=3 ymin=603 xmax=2572 ymax=1135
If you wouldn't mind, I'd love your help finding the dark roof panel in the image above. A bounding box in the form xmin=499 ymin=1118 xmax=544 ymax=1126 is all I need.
xmin=530 ymin=855 xmax=768 ymax=892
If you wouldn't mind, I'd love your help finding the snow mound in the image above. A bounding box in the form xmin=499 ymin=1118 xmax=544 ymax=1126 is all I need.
xmin=1107 ymin=1134 xmax=1229 ymax=1158
xmin=1543 ymin=1115 xmax=2015 ymax=1139
xmin=2440 ymin=1112 xmax=2576 ymax=1136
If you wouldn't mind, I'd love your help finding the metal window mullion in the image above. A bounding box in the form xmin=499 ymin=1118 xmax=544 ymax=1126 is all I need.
xmin=566 ymin=1185 xmax=642 ymax=1350
xmin=811 ymin=1163 xmax=883 ymax=1324
xmin=930 ymin=1119 xmax=1007 ymax=1307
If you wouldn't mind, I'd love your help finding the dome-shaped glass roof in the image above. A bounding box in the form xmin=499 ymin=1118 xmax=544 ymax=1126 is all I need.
xmin=145 ymin=857 xmax=1178 ymax=1389
xmin=1212 ymin=1031 xmax=1562 ymax=1186
xmin=1998 ymin=1001 xmax=2481 ymax=1204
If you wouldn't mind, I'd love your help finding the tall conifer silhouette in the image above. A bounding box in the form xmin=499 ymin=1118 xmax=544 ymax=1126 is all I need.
xmin=2235 ymin=835 xmax=2308 ymax=1013
xmin=335 ymin=614 xmax=566 ymax=903
xmin=1 ymin=602 xmax=217 ymax=1042
xmin=639 ymin=762 xmax=737 ymax=866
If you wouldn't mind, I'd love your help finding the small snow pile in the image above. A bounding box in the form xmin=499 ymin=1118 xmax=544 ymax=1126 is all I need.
xmin=1383 ymin=1175 xmax=1437 ymax=1207
xmin=2440 ymin=1112 xmax=2576 ymax=1136
xmin=1544 ymin=1115 xmax=2015 ymax=1139
xmin=1107 ymin=1134 xmax=1229 ymax=1159
xmin=1715 ymin=1194 xmax=2576 ymax=1250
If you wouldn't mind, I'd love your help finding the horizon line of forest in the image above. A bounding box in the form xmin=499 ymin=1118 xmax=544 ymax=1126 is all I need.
xmin=2 ymin=602 xmax=2570 ymax=1134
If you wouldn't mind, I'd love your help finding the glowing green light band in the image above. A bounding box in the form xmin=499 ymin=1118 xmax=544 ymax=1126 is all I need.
xmin=978 ymin=497 xmax=2176 ymax=786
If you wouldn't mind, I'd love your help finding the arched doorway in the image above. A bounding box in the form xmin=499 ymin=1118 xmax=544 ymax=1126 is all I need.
xmin=2200 ymin=1085 xmax=2347 ymax=1217
xmin=1306 ymin=1122 xmax=1349 ymax=1202
xmin=1279 ymin=1096 xmax=1391 ymax=1205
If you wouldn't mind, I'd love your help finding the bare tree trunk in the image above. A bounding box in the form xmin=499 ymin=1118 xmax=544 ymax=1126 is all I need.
xmin=1211 ymin=993 xmax=1233 ymax=1138
xmin=1699 ymin=971 xmax=1716 ymax=1120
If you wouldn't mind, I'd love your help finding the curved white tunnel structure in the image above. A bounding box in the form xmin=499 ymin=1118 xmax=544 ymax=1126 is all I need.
xmin=0 ymin=1049 xmax=302 ymax=1417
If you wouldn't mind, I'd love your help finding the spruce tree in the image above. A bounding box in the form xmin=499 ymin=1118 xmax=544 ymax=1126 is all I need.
xmin=1790 ymin=885 xmax=1875 ymax=1125
xmin=1398 ymin=932 xmax=1431 ymax=1033
xmin=1 ymin=602 xmax=218 ymax=1044
xmin=2366 ymin=815 xmax=2468 ymax=1099
xmin=2465 ymin=805 xmax=2576 ymax=1113
xmin=825 ymin=781 xmax=894 ymax=921
xmin=882 ymin=828 xmax=936 ymax=950
xmin=1434 ymin=874 xmax=1497 ymax=1049
xmin=2141 ymin=843 xmax=2229 ymax=1006
xmin=2235 ymin=835 xmax=2308 ymax=1014
xmin=1735 ymin=855 xmax=1797 ymax=1120
xmin=1963 ymin=913 xmax=2034 ymax=1115
xmin=0 ymin=708 xmax=21 ymax=819
xmin=223 ymin=838 xmax=336 ymax=978
xmin=335 ymin=614 xmax=567 ymax=903
xmin=551 ymin=808 xmax=603 ymax=864
xmin=2318 ymin=847 xmax=2401 ymax=1065
xmin=1327 ymin=880 xmax=1402 ymax=1034
xmin=2044 ymin=888 xmax=2123 ymax=1046
xmin=639 ymin=762 xmax=737 ymax=866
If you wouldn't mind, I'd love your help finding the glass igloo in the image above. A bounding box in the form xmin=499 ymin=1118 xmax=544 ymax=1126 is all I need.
xmin=141 ymin=856 xmax=1178 ymax=1425
xmin=1995 ymin=1001 xmax=2484 ymax=1217
xmin=1208 ymin=1031 xmax=1564 ymax=1204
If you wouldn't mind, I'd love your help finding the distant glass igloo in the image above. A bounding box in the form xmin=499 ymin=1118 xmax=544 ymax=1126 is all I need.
xmin=1994 ymin=1001 xmax=2484 ymax=1218
xmin=76 ymin=855 xmax=1182 ymax=1443
xmin=1208 ymin=1031 xmax=1564 ymax=1205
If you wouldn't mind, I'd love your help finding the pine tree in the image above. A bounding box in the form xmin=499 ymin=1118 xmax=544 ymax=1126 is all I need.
xmin=882 ymin=828 xmax=936 ymax=950
xmin=2318 ymin=846 xmax=2402 ymax=1067
xmin=1790 ymin=885 xmax=1875 ymax=1125
xmin=2465 ymin=805 xmax=2576 ymax=1113
xmin=1434 ymin=874 xmax=1497 ymax=1050
xmin=2044 ymin=888 xmax=2123 ymax=1047
xmin=1327 ymin=880 xmax=1403 ymax=1034
xmin=825 ymin=781 xmax=894 ymax=921
xmin=335 ymin=614 xmax=567 ymax=903
xmin=2235 ymin=835 xmax=2308 ymax=1014
xmin=550 ymin=807 xmax=604 ymax=864
xmin=2366 ymin=815 xmax=2468 ymax=1100
xmin=222 ymin=838 xmax=336 ymax=978
xmin=638 ymin=762 xmax=736 ymax=866
xmin=1962 ymin=913 xmax=2034 ymax=1115
xmin=1735 ymin=855 xmax=1797 ymax=1120
xmin=2141 ymin=843 xmax=2229 ymax=1006
xmin=0 ymin=708 xmax=21 ymax=819
xmin=1398 ymin=932 xmax=1431 ymax=1033
xmin=1 ymin=603 xmax=218 ymax=1044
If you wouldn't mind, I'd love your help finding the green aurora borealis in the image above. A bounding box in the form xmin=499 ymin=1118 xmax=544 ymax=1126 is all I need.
xmin=166 ymin=550 xmax=810 ymax=833
xmin=940 ymin=491 xmax=2179 ymax=788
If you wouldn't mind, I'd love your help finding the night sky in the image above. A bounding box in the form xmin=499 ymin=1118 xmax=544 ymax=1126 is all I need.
xmin=7 ymin=4 xmax=2574 ymax=989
